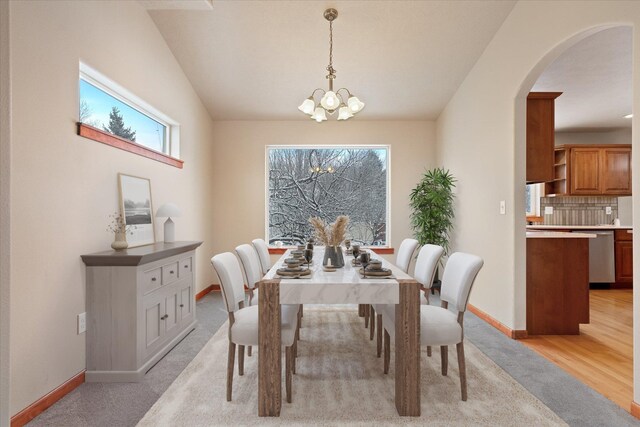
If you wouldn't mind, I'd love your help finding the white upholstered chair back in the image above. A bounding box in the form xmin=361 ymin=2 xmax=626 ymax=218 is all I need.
xmin=235 ymin=244 xmax=263 ymax=290
xmin=414 ymin=244 xmax=444 ymax=289
xmin=252 ymin=238 xmax=271 ymax=274
xmin=440 ymin=252 xmax=484 ymax=313
xmin=211 ymin=252 xmax=246 ymax=313
xmin=396 ymin=238 xmax=420 ymax=273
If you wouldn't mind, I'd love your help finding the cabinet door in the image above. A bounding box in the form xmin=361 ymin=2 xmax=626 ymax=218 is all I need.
xmin=144 ymin=295 xmax=165 ymax=354
xmin=526 ymin=95 xmax=558 ymax=183
xmin=570 ymin=148 xmax=602 ymax=194
xmin=602 ymin=148 xmax=632 ymax=195
xmin=179 ymin=281 xmax=193 ymax=322
xmin=615 ymin=241 xmax=633 ymax=283
xmin=164 ymin=288 xmax=181 ymax=337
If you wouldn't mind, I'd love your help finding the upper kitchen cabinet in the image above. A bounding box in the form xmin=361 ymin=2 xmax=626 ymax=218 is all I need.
xmin=526 ymin=92 xmax=562 ymax=183
xmin=546 ymin=144 xmax=632 ymax=196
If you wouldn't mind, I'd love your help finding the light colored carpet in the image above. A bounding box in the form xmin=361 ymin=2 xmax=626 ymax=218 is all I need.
xmin=138 ymin=307 xmax=566 ymax=426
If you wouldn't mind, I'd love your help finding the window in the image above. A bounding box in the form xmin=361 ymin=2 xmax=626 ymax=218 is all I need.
xmin=526 ymin=183 xmax=544 ymax=216
xmin=267 ymin=146 xmax=390 ymax=246
xmin=77 ymin=63 xmax=182 ymax=167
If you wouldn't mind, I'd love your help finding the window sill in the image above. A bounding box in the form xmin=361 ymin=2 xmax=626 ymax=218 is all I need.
xmin=268 ymin=247 xmax=394 ymax=255
xmin=77 ymin=123 xmax=184 ymax=169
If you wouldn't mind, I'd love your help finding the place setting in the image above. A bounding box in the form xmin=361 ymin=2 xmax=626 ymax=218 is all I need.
xmin=275 ymin=244 xmax=314 ymax=279
xmin=358 ymin=253 xmax=394 ymax=279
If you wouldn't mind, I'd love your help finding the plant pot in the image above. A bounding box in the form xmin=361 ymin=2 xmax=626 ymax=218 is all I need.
xmin=111 ymin=231 xmax=128 ymax=251
xmin=323 ymin=245 xmax=344 ymax=268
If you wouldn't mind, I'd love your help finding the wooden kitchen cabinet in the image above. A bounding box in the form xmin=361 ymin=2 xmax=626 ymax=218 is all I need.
xmin=614 ymin=230 xmax=633 ymax=287
xmin=547 ymin=145 xmax=632 ymax=196
xmin=526 ymin=92 xmax=562 ymax=184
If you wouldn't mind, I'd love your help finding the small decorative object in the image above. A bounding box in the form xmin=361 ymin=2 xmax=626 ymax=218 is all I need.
xmin=309 ymin=215 xmax=349 ymax=268
xmin=156 ymin=203 xmax=182 ymax=243
xmin=118 ymin=174 xmax=155 ymax=247
xmin=106 ymin=212 xmax=135 ymax=251
xmin=275 ymin=240 xmax=283 ymax=248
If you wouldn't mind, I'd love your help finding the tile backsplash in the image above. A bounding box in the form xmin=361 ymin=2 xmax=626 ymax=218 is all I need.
xmin=540 ymin=197 xmax=618 ymax=225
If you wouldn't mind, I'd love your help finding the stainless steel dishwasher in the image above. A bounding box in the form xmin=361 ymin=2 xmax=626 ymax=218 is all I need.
xmin=588 ymin=230 xmax=615 ymax=283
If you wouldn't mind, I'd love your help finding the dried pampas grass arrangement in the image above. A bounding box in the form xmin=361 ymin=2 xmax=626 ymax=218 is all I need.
xmin=309 ymin=215 xmax=350 ymax=246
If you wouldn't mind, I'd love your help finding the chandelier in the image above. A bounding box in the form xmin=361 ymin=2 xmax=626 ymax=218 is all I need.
xmin=298 ymin=8 xmax=365 ymax=122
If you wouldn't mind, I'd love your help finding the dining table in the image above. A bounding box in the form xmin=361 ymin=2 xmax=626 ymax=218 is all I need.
xmin=257 ymin=246 xmax=421 ymax=417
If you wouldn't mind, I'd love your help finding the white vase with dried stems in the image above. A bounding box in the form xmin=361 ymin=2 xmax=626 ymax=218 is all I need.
xmin=309 ymin=215 xmax=349 ymax=268
xmin=107 ymin=212 xmax=135 ymax=251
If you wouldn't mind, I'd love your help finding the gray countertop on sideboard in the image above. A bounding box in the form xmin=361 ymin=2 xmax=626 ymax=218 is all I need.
xmin=81 ymin=241 xmax=203 ymax=266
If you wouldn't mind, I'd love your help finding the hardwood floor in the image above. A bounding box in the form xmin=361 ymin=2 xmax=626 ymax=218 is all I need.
xmin=520 ymin=289 xmax=633 ymax=412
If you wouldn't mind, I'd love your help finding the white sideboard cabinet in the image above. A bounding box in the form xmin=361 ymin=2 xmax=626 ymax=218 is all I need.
xmin=81 ymin=241 xmax=202 ymax=382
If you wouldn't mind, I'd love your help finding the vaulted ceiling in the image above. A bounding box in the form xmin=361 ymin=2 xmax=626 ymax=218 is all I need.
xmin=147 ymin=1 xmax=516 ymax=121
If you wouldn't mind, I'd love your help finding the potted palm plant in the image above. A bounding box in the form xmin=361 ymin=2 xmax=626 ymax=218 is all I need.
xmin=409 ymin=168 xmax=456 ymax=290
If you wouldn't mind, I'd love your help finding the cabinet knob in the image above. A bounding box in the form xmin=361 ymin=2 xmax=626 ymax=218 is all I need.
xmin=161 ymin=314 xmax=168 ymax=320
xmin=170 ymin=270 xmax=174 ymax=274
xmin=184 ymin=265 xmax=188 ymax=268
xmin=179 ymin=304 xmax=184 ymax=308
xmin=151 ymin=277 xmax=157 ymax=282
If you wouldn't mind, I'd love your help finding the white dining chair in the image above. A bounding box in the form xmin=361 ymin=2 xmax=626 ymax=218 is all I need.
xmin=252 ymin=238 xmax=271 ymax=275
xmin=367 ymin=238 xmax=420 ymax=339
xmin=374 ymin=244 xmax=444 ymax=358
xmin=211 ymin=252 xmax=299 ymax=403
xmin=235 ymin=244 xmax=262 ymax=307
xmin=381 ymin=252 xmax=484 ymax=401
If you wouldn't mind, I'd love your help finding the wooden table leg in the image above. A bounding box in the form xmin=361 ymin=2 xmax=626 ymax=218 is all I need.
xmin=395 ymin=279 xmax=420 ymax=416
xmin=258 ymin=279 xmax=281 ymax=416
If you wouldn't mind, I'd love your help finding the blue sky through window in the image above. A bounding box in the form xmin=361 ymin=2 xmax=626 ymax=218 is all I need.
xmin=79 ymin=79 xmax=166 ymax=152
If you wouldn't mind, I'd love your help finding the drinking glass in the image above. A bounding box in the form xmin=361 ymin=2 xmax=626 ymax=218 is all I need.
xmin=352 ymin=244 xmax=361 ymax=265
xmin=303 ymin=248 xmax=313 ymax=270
xmin=344 ymin=239 xmax=351 ymax=252
xmin=360 ymin=252 xmax=371 ymax=278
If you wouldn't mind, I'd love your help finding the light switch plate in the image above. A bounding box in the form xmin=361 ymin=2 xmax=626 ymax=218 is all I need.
xmin=499 ymin=200 xmax=506 ymax=215
xmin=606 ymin=206 xmax=612 ymax=215
xmin=544 ymin=206 xmax=554 ymax=215
xmin=78 ymin=312 xmax=86 ymax=334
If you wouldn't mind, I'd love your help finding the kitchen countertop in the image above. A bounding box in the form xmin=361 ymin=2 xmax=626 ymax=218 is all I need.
xmin=526 ymin=231 xmax=596 ymax=239
xmin=526 ymin=225 xmax=632 ymax=230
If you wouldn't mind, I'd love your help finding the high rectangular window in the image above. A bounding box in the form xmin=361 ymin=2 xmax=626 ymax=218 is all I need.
xmin=267 ymin=146 xmax=390 ymax=246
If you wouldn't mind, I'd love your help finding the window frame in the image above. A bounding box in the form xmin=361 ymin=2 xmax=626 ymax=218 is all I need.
xmin=264 ymin=144 xmax=392 ymax=248
xmin=78 ymin=62 xmax=182 ymax=165
xmin=526 ymin=183 xmax=544 ymax=217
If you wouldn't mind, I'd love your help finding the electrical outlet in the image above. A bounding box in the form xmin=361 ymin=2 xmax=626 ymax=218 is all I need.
xmin=544 ymin=206 xmax=554 ymax=215
xmin=606 ymin=206 xmax=612 ymax=215
xmin=499 ymin=201 xmax=506 ymax=215
xmin=78 ymin=312 xmax=86 ymax=334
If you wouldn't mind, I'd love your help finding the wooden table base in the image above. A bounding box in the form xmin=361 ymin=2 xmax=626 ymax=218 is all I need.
xmin=257 ymin=278 xmax=421 ymax=417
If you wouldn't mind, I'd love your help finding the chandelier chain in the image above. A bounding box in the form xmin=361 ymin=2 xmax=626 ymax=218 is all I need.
xmin=327 ymin=20 xmax=336 ymax=78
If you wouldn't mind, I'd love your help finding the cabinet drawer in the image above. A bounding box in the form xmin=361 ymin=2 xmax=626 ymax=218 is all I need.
xmin=615 ymin=229 xmax=632 ymax=241
xmin=142 ymin=268 xmax=162 ymax=295
xmin=162 ymin=262 xmax=179 ymax=286
xmin=179 ymin=257 xmax=192 ymax=277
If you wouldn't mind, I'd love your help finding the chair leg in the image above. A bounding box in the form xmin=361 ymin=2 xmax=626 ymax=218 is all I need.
xmin=427 ymin=346 xmax=432 ymax=357
xmin=226 ymin=342 xmax=236 ymax=401
xmin=441 ymin=345 xmax=448 ymax=376
xmin=286 ymin=346 xmax=293 ymax=403
xmin=376 ymin=314 xmax=383 ymax=357
xmin=457 ymin=342 xmax=467 ymax=401
xmin=292 ymin=338 xmax=297 ymax=374
xmin=383 ymin=329 xmax=390 ymax=374
xmin=364 ymin=304 xmax=370 ymax=328
xmin=238 ymin=345 xmax=245 ymax=376
xmin=370 ymin=307 xmax=376 ymax=340
xmin=248 ymin=346 xmax=252 ymax=357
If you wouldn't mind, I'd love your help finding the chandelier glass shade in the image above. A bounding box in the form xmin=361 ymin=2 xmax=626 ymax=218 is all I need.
xmin=298 ymin=8 xmax=365 ymax=122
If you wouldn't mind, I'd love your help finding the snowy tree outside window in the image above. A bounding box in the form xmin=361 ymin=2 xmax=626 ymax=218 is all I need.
xmin=267 ymin=146 xmax=389 ymax=246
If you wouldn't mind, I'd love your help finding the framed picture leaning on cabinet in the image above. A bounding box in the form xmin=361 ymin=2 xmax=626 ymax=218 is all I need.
xmin=118 ymin=173 xmax=155 ymax=247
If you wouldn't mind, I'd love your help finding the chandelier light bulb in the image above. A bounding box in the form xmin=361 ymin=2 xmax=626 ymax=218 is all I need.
xmin=347 ymin=95 xmax=365 ymax=113
xmin=338 ymin=104 xmax=353 ymax=120
xmin=320 ymin=91 xmax=340 ymax=111
xmin=298 ymin=97 xmax=316 ymax=115
xmin=311 ymin=107 xmax=327 ymax=122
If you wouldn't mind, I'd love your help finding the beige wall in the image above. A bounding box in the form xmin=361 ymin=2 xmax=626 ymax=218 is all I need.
xmin=209 ymin=121 xmax=436 ymax=270
xmin=435 ymin=0 xmax=640 ymax=402
xmin=555 ymin=128 xmax=632 ymax=145
xmin=9 ymin=0 xmax=216 ymax=415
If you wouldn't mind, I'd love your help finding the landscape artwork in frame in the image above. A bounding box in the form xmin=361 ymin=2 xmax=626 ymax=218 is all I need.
xmin=118 ymin=173 xmax=155 ymax=247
